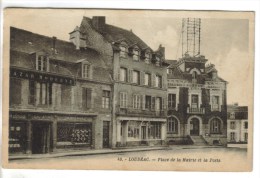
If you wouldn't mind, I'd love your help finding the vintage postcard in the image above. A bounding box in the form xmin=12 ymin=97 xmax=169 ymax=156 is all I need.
xmin=2 ymin=8 xmax=254 ymax=171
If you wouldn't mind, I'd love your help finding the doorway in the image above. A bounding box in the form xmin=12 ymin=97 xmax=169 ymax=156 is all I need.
xmin=103 ymin=121 xmax=110 ymax=148
xmin=190 ymin=118 xmax=200 ymax=136
xmin=32 ymin=121 xmax=51 ymax=154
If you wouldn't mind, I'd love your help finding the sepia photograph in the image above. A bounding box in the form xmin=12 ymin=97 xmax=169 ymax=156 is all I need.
xmin=2 ymin=8 xmax=254 ymax=171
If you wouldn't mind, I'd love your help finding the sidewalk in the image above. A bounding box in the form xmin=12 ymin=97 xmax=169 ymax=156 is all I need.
xmin=9 ymin=145 xmax=170 ymax=160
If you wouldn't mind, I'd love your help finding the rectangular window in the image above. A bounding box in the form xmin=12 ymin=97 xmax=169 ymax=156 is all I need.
xmin=133 ymin=95 xmax=141 ymax=109
xmin=61 ymin=85 xmax=71 ymax=106
xmin=120 ymin=46 xmax=127 ymax=58
xmin=145 ymin=52 xmax=150 ymax=64
xmin=155 ymin=75 xmax=162 ymax=88
xmin=244 ymin=122 xmax=248 ymax=129
xmin=9 ymin=122 xmax=27 ymax=153
xmin=156 ymin=97 xmax=162 ymax=111
xmin=230 ymin=121 xmax=236 ymax=129
xmin=82 ymin=88 xmax=92 ymax=109
xmin=10 ymin=78 xmax=22 ymax=105
xmin=148 ymin=122 xmax=161 ymax=139
xmin=28 ymin=80 xmax=35 ymax=105
xmin=145 ymin=95 xmax=152 ymax=110
xmin=128 ymin=121 xmax=140 ymax=138
xmin=102 ymin=90 xmax=110 ymax=109
xmin=168 ymin=94 xmax=176 ymax=109
xmin=37 ymin=82 xmax=52 ymax=105
xmin=132 ymin=70 xmax=140 ymax=84
xmin=120 ymin=92 xmax=127 ymax=108
xmin=144 ymin=73 xmax=151 ymax=86
xmin=82 ymin=64 xmax=90 ymax=78
xmin=230 ymin=132 xmax=236 ymax=141
xmin=36 ymin=56 xmax=48 ymax=71
xmin=244 ymin=133 xmax=248 ymax=142
xmin=191 ymin=95 xmax=199 ymax=109
xmin=120 ymin=67 xmax=127 ymax=82
xmin=133 ymin=49 xmax=139 ymax=61
xmin=212 ymin=96 xmax=220 ymax=110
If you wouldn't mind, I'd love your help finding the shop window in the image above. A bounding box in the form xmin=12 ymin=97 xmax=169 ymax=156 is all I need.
xmin=9 ymin=122 xmax=27 ymax=153
xmin=167 ymin=117 xmax=178 ymax=133
xmin=57 ymin=123 xmax=92 ymax=146
xmin=155 ymin=75 xmax=162 ymax=88
xmin=144 ymin=73 xmax=151 ymax=86
xmin=210 ymin=118 xmax=222 ymax=134
xmin=230 ymin=121 xmax=236 ymax=129
xmin=132 ymin=70 xmax=140 ymax=84
xmin=148 ymin=122 xmax=161 ymax=139
xmin=102 ymin=90 xmax=110 ymax=109
xmin=168 ymin=94 xmax=176 ymax=109
xmin=10 ymin=78 xmax=22 ymax=105
xmin=230 ymin=132 xmax=236 ymax=141
xmin=120 ymin=67 xmax=127 ymax=82
xmin=128 ymin=121 xmax=140 ymax=138
xmin=244 ymin=122 xmax=248 ymax=129
xmin=82 ymin=88 xmax=92 ymax=109
xmin=133 ymin=94 xmax=141 ymax=109
xmin=36 ymin=55 xmax=48 ymax=71
xmin=120 ymin=92 xmax=127 ymax=108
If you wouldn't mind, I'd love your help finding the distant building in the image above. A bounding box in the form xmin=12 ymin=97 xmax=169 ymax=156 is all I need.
xmin=166 ymin=56 xmax=228 ymax=146
xmin=227 ymin=103 xmax=248 ymax=143
xmin=9 ymin=27 xmax=112 ymax=155
xmin=70 ymin=16 xmax=169 ymax=147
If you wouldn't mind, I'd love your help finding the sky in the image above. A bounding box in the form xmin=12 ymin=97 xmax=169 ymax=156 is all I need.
xmin=5 ymin=9 xmax=253 ymax=106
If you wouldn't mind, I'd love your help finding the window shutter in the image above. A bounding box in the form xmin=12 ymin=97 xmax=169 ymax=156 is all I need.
xmin=162 ymin=97 xmax=166 ymax=110
xmin=82 ymin=88 xmax=87 ymax=109
xmin=142 ymin=95 xmax=146 ymax=110
xmin=140 ymin=72 xmax=144 ymax=85
xmin=125 ymin=93 xmax=128 ymax=108
xmin=132 ymin=94 xmax=135 ymax=109
xmin=118 ymin=68 xmax=120 ymax=81
xmin=151 ymin=97 xmax=156 ymax=110
xmin=86 ymin=88 xmax=92 ymax=109
xmin=152 ymin=74 xmax=156 ymax=87
xmin=128 ymin=69 xmax=132 ymax=83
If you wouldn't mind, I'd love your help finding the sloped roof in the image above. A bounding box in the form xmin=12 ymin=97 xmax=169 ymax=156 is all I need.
xmin=80 ymin=17 xmax=150 ymax=50
xmin=10 ymin=27 xmax=112 ymax=83
xmin=165 ymin=59 xmax=178 ymax=68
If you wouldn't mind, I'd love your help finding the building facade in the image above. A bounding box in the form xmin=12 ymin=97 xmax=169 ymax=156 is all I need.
xmin=9 ymin=27 xmax=113 ymax=155
xmin=227 ymin=103 xmax=248 ymax=143
xmin=69 ymin=16 xmax=169 ymax=147
xmin=166 ymin=55 xmax=228 ymax=146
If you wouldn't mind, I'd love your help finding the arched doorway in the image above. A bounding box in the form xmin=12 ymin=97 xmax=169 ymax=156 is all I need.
xmin=190 ymin=118 xmax=200 ymax=136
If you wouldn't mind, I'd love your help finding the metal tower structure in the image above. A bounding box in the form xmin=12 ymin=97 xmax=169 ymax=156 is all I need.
xmin=181 ymin=18 xmax=201 ymax=57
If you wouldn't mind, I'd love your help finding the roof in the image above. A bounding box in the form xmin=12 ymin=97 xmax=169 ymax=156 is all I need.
xmin=165 ymin=59 xmax=178 ymax=68
xmin=81 ymin=17 xmax=150 ymax=50
xmin=10 ymin=27 xmax=112 ymax=83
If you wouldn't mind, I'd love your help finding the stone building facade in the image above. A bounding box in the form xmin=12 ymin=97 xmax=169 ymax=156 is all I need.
xmin=70 ymin=16 xmax=169 ymax=147
xmin=166 ymin=55 xmax=228 ymax=146
xmin=227 ymin=104 xmax=248 ymax=143
xmin=9 ymin=27 xmax=112 ymax=155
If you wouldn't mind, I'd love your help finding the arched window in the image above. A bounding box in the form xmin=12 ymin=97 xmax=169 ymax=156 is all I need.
xmin=167 ymin=117 xmax=178 ymax=133
xmin=192 ymin=71 xmax=197 ymax=79
xmin=210 ymin=118 xmax=222 ymax=134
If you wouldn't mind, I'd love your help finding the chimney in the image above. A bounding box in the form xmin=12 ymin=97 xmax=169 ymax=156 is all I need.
xmin=158 ymin=44 xmax=165 ymax=60
xmin=92 ymin=16 xmax=106 ymax=31
xmin=52 ymin=36 xmax=57 ymax=53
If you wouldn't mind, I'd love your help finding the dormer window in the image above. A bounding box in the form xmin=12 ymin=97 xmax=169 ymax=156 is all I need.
xmin=36 ymin=55 xmax=49 ymax=71
xmin=145 ymin=52 xmax=151 ymax=64
xmin=82 ymin=62 xmax=92 ymax=79
xmin=155 ymin=56 xmax=160 ymax=66
xmin=133 ymin=48 xmax=139 ymax=61
xmin=120 ymin=46 xmax=127 ymax=58
xmin=192 ymin=71 xmax=197 ymax=79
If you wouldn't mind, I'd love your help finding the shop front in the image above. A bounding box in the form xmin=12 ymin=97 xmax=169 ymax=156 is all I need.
xmin=116 ymin=117 xmax=167 ymax=147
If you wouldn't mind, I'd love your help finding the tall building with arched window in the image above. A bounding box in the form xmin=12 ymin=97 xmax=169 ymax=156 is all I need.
xmin=166 ymin=55 xmax=228 ymax=146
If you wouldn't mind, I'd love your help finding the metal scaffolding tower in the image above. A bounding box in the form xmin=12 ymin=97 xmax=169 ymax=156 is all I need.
xmin=182 ymin=18 xmax=201 ymax=57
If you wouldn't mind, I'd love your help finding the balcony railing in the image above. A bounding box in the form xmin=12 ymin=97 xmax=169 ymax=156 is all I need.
xmin=187 ymin=107 xmax=205 ymax=114
xmin=116 ymin=106 xmax=166 ymax=117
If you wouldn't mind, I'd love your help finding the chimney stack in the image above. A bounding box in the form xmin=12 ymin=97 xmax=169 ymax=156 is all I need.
xmin=52 ymin=36 xmax=57 ymax=53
